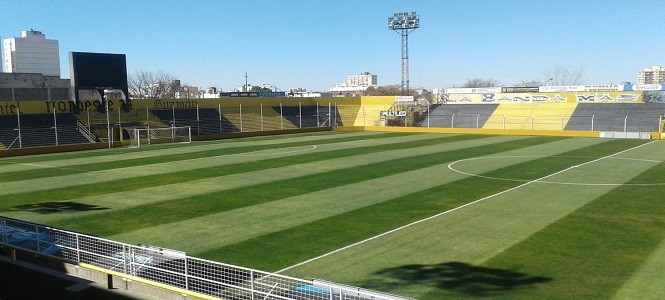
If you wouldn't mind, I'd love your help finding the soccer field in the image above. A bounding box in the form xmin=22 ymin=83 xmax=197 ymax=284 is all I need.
xmin=1 ymin=131 xmax=664 ymax=299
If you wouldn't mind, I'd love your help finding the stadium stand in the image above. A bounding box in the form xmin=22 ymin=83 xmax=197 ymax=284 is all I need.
xmin=566 ymin=103 xmax=665 ymax=132
xmin=483 ymin=103 xmax=578 ymax=130
xmin=274 ymin=105 xmax=320 ymax=128
xmin=422 ymin=104 xmax=500 ymax=128
xmin=150 ymin=108 xmax=238 ymax=135
xmin=0 ymin=114 xmax=91 ymax=148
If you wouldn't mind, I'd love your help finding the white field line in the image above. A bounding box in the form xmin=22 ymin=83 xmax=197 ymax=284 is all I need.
xmin=448 ymin=156 xmax=665 ymax=186
xmin=276 ymin=140 xmax=657 ymax=274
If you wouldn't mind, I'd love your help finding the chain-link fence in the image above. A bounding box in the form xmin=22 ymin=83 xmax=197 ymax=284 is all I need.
xmin=417 ymin=110 xmax=663 ymax=133
xmin=0 ymin=216 xmax=408 ymax=300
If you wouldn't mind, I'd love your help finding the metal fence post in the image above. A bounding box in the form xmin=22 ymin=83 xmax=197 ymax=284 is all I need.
xmin=591 ymin=115 xmax=595 ymax=131
xmin=53 ymin=109 xmax=58 ymax=146
xmin=16 ymin=107 xmax=22 ymax=148
xmin=75 ymin=233 xmax=81 ymax=262
xmin=184 ymin=256 xmax=189 ymax=291
xmin=531 ymin=116 xmax=534 ymax=130
xmin=240 ymin=103 xmax=243 ymax=132
xmin=218 ymin=104 xmax=223 ymax=133
xmin=250 ymin=270 xmax=256 ymax=300
xmin=123 ymin=244 xmax=128 ymax=274
xmin=35 ymin=225 xmax=41 ymax=252
xmin=260 ymin=103 xmax=264 ymax=131
xmin=476 ymin=114 xmax=480 ymax=129
xmin=280 ymin=103 xmax=283 ymax=130
xmin=561 ymin=117 xmax=564 ymax=130
xmin=196 ymin=104 xmax=200 ymax=135
xmin=299 ymin=102 xmax=302 ymax=129
xmin=624 ymin=116 xmax=628 ymax=132
xmin=362 ymin=102 xmax=366 ymax=127
xmin=87 ymin=108 xmax=91 ymax=134
xmin=451 ymin=114 xmax=455 ymax=128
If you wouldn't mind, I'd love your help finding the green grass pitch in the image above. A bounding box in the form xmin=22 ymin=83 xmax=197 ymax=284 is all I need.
xmin=1 ymin=131 xmax=664 ymax=299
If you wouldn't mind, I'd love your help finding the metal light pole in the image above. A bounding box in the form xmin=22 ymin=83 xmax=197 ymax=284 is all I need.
xmin=388 ymin=12 xmax=419 ymax=95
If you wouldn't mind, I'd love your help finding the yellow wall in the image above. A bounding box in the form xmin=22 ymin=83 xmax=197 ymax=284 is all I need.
xmin=0 ymin=97 xmax=363 ymax=116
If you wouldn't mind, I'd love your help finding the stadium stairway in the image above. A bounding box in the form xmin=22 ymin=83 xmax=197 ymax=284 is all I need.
xmin=483 ymin=103 xmax=578 ymax=130
xmin=335 ymin=104 xmax=361 ymax=126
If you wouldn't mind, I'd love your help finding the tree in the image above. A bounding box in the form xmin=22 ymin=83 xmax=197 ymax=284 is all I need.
xmin=544 ymin=65 xmax=585 ymax=86
xmin=128 ymin=70 xmax=180 ymax=99
xmin=513 ymin=80 xmax=543 ymax=87
xmin=366 ymin=84 xmax=421 ymax=96
xmin=461 ymin=78 xmax=499 ymax=88
xmin=249 ymin=86 xmax=272 ymax=92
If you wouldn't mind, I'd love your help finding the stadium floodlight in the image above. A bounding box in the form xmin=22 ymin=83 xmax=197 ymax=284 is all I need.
xmin=388 ymin=12 xmax=419 ymax=95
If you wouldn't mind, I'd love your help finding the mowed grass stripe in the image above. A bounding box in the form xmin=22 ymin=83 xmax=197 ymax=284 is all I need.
xmin=0 ymin=132 xmax=456 ymax=195
xmin=0 ymin=131 xmax=383 ymax=169
xmin=0 ymin=134 xmax=481 ymax=211
xmin=0 ymin=132 xmax=410 ymax=181
xmin=478 ymin=159 xmax=665 ymax=299
xmin=614 ymin=238 xmax=665 ymax=299
xmin=105 ymin=136 xmax=561 ymax=250
xmin=40 ymin=135 xmax=533 ymax=233
xmin=194 ymin=139 xmax=645 ymax=271
xmin=276 ymin=140 xmax=656 ymax=299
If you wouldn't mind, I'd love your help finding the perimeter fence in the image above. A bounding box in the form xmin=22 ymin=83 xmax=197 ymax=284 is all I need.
xmin=0 ymin=216 xmax=407 ymax=300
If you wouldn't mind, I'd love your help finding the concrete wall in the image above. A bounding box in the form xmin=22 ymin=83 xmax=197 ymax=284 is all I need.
xmin=0 ymin=73 xmax=69 ymax=101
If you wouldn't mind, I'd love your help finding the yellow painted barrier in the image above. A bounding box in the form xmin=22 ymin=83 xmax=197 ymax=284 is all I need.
xmin=339 ymin=126 xmax=601 ymax=138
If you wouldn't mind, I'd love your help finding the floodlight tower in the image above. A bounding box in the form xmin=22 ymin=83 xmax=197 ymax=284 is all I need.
xmin=388 ymin=12 xmax=419 ymax=95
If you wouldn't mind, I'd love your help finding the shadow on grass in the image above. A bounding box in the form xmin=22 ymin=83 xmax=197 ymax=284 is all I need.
xmin=9 ymin=202 xmax=109 ymax=214
xmin=373 ymin=261 xmax=551 ymax=297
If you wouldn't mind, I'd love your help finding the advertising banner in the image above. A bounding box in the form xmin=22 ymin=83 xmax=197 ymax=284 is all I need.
xmin=538 ymin=86 xmax=584 ymax=92
xmin=395 ymin=96 xmax=415 ymax=102
xmin=628 ymin=84 xmax=663 ymax=91
xmin=501 ymin=87 xmax=539 ymax=93
xmin=443 ymin=91 xmax=644 ymax=104
xmin=583 ymin=85 xmax=624 ymax=92
xmin=380 ymin=110 xmax=407 ymax=117
xmin=445 ymin=87 xmax=502 ymax=94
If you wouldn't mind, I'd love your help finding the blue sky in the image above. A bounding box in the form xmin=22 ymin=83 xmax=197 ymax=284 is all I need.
xmin=1 ymin=0 xmax=663 ymax=92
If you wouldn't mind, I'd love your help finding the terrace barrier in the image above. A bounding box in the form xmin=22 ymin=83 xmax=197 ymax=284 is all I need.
xmin=0 ymin=216 xmax=408 ymax=300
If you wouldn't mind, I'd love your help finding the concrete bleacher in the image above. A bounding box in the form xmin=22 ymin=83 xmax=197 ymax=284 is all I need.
xmin=225 ymin=105 xmax=294 ymax=132
xmin=0 ymin=114 xmax=91 ymax=149
xmin=273 ymin=106 xmax=319 ymax=129
xmin=423 ymin=104 xmax=500 ymax=128
xmin=483 ymin=103 xmax=578 ymax=130
xmin=566 ymin=103 xmax=665 ymax=132
xmin=150 ymin=108 xmax=238 ymax=135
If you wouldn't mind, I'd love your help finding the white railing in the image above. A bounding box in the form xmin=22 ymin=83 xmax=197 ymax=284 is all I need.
xmin=0 ymin=216 xmax=408 ymax=300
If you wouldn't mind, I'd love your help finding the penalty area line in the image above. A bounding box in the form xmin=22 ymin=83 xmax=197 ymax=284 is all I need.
xmin=275 ymin=140 xmax=657 ymax=274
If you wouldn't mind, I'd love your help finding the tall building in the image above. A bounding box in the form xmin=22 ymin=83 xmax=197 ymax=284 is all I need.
xmin=637 ymin=66 xmax=665 ymax=84
xmin=347 ymin=72 xmax=378 ymax=87
xmin=330 ymin=72 xmax=378 ymax=97
xmin=3 ymin=30 xmax=61 ymax=77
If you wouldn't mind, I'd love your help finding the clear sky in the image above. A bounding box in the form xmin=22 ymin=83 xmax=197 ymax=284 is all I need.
xmin=1 ymin=0 xmax=663 ymax=92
